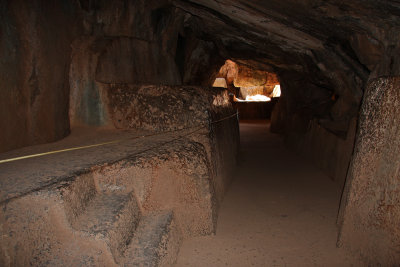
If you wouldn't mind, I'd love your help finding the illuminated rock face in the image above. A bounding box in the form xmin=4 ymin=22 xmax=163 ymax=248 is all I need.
xmin=217 ymin=60 xmax=279 ymax=89
xmin=236 ymin=69 xmax=279 ymax=100
xmin=215 ymin=60 xmax=280 ymax=100
xmin=212 ymin=78 xmax=228 ymax=88
xmin=218 ymin=60 xmax=238 ymax=85
xmin=234 ymin=66 xmax=278 ymax=88
xmin=239 ymin=86 xmax=266 ymax=100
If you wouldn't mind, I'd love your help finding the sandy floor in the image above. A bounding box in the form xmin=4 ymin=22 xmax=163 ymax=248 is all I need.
xmin=176 ymin=120 xmax=360 ymax=266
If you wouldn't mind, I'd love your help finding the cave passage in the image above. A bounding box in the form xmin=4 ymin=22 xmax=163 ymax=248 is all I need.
xmin=1 ymin=1 xmax=399 ymax=265
xmin=176 ymin=120 xmax=357 ymax=266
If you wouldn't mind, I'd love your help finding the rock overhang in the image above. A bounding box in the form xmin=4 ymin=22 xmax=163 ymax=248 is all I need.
xmin=164 ymin=0 xmax=400 ymax=138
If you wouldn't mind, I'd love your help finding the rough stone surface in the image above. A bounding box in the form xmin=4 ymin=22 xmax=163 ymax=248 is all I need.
xmin=71 ymin=192 xmax=141 ymax=263
xmin=1 ymin=0 xmax=400 ymax=264
xmin=338 ymin=77 xmax=400 ymax=265
xmin=107 ymin=85 xmax=205 ymax=131
xmin=182 ymin=34 xmax=224 ymax=86
xmin=2 ymin=0 xmax=399 ymax=153
xmin=0 ymin=192 xmax=118 ymax=267
xmin=106 ymin=85 xmax=226 ymax=131
xmin=95 ymin=38 xmax=181 ymax=85
xmin=0 ymin=0 xmax=81 ymax=153
xmin=234 ymin=65 xmax=278 ymax=88
xmin=104 ymin=85 xmax=240 ymax=206
xmin=272 ymin=105 xmax=357 ymax=188
xmin=0 ymin=130 xmax=221 ymax=265
xmin=292 ymin=118 xmax=357 ymax=188
xmin=69 ymin=37 xmax=110 ymax=127
xmin=0 ymin=183 xmax=181 ymax=267
xmin=270 ymin=68 xmax=356 ymax=188
xmin=0 ymin=82 xmax=239 ymax=265
xmin=215 ymin=60 xmax=279 ymax=98
xmin=94 ymin=139 xmax=218 ymax=237
xmin=124 ymin=211 xmax=181 ymax=267
xmin=173 ymin=0 xmax=378 ymax=115
xmin=217 ymin=60 xmax=238 ymax=85
xmin=270 ymin=96 xmax=287 ymax=134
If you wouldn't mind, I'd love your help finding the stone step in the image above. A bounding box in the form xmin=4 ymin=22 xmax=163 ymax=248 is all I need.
xmin=44 ymin=239 xmax=117 ymax=267
xmin=123 ymin=211 xmax=182 ymax=267
xmin=72 ymin=192 xmax=141 ymax=263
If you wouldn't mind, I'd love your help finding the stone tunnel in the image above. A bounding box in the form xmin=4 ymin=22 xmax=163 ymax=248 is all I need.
xmin=0 ymin=0 xmax=399 ymax=266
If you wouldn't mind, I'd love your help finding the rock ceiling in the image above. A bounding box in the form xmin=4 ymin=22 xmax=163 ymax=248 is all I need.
xmin=169 ymin=0 xmax=400 ymax=136
xmin=174 ymin=0 xmax=400 ymax=74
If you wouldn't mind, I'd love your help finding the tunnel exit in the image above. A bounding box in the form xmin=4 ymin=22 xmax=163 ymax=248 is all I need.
xmin=213 ymin=59 xmax=281 ymax=120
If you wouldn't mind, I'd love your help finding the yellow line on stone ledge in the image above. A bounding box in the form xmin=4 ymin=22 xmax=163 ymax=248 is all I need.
xmin=0 ymin=112 xmax=239 ymax=165
xmin=0 ymin=140 xmax=122 ymax=164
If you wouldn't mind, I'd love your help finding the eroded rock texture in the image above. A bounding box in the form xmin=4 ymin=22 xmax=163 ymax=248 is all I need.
xmin=0 ymin=87 xmax=239 ymax=266
xmin=107 ymin=85 xmax=214 ymax=131
xmin=338 ymin=77 xmax=400 ymax=265
xmin=105 ymin=85 xmax=239 ymax=206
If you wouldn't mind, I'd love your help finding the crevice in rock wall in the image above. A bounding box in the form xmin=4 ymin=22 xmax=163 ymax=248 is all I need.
xmin=175 ymin=34 xmax=186 ymax=80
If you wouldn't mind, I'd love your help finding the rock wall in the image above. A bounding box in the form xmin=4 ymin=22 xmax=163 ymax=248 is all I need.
xmin=269 ymin=26 xmax=400 ymax=263
xmin=214 ymin=60 xmax=280 ymax=99
xmin=69 ymin=0 xmax=184 ymax=127
xmin=182 ymin=33 xmax=224 ymax=86
xmin=1 ymin=0 xmax=400 ymax=264
xmin=0 ymin=147 xmax=186 ymax=266
xmin=104 ymin=84 xmax=240 ymax=206
xmin=0 ymin=83 xmax=239 ymax=265
xmin=106 ymin=85 xmax=212 ymax=131
xmin=69 ymin=37 xmax=110 ymax=127
xmin=270 ymin=71 xmax=358 ymax=188
xmin=337 ymin=77 xmax=400 ymax=265
xmin=0 ymin=0 xmax=227 ymax=146
xmin=95 ymin=37 xmax=181 ymax=85
xmin=0 ymin=0 xmax=81 ymax=153
xmin=284 ymin=117 xmax=357 ymax=189
xmin=68 ymin=0 xmax=226 ymax=127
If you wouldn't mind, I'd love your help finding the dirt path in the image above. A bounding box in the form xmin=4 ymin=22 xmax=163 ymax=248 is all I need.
xmin=176 ymin=120 xmax=359 ymax=266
